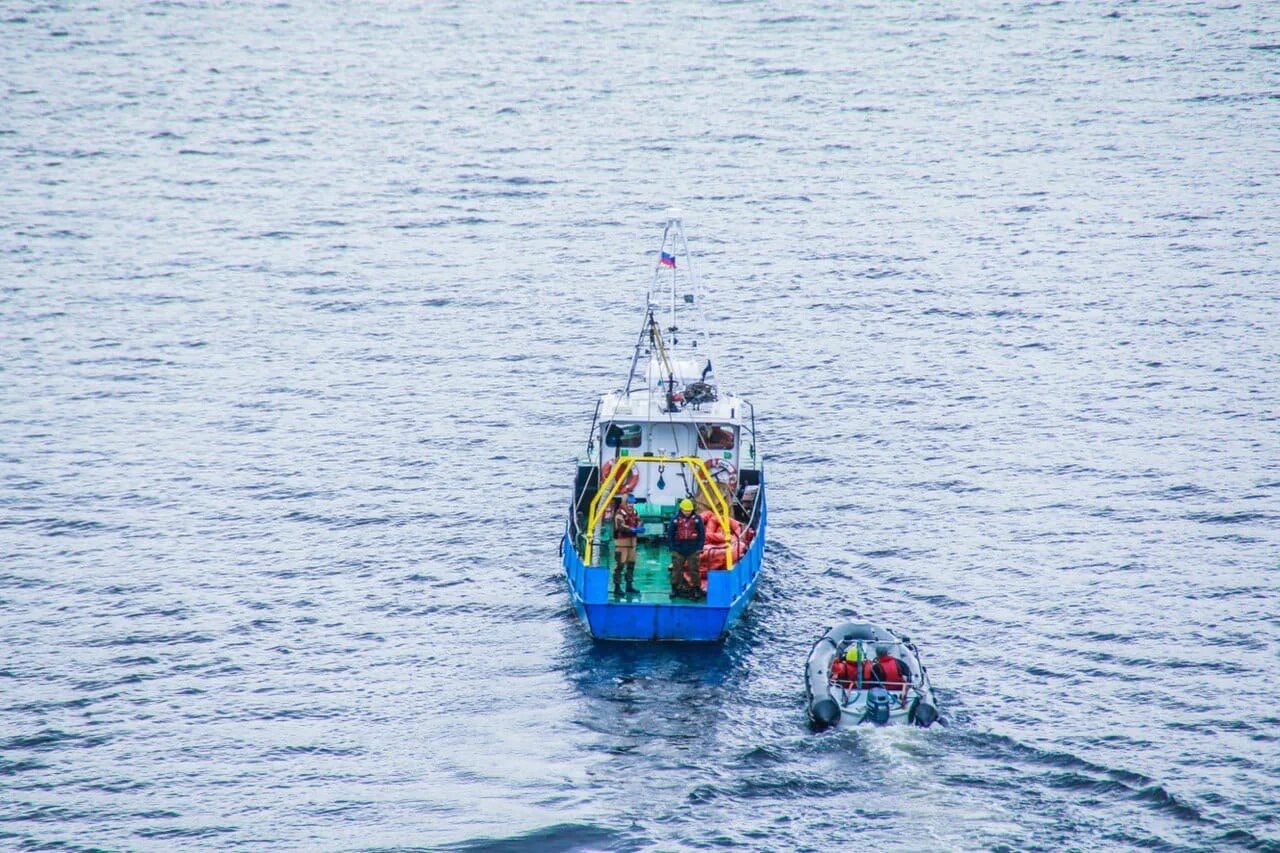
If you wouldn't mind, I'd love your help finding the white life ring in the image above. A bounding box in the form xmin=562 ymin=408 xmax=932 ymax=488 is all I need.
xmin=705 ymin=458 xmax=738 ymax=497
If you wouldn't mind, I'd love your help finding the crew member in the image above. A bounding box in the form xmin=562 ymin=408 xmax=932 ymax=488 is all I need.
xmin=870 ymin=643 xmax=910 ymax=693
xmin=831 ymin=646 xmax=863 ymax=688
xmin=611 ymin=495 xmax=643 ymax=598
xmin=668 ymin=497 xmax=705 ymax=599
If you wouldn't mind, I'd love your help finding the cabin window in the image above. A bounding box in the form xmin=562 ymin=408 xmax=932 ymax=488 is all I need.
xmin=604 ymin=423 xmax=643 ymax=448
xmin=697 ymin=424 xmax=736 ymax=450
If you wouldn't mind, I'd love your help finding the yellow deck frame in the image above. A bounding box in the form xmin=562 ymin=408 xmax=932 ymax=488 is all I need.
xmin=584 ymin=455 xmax=736 ymax=570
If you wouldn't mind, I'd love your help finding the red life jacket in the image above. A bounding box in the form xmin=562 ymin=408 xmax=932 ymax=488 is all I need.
xmin=834 ymin=658 xmax=906 ymax=690
xmin=830 ymin=659 xmax=856 ymax=687
xmin=614 ymin=506 xmax=639 ymax=538
xmin=875 ymin=656 xmax=904 ymax=688
xmin=674 ymin=514 xmax=700 ymax=541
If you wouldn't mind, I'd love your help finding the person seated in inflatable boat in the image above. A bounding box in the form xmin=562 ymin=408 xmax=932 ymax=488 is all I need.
xmin=830 ymin=645 xmax=864 ymax=688
xmin=870 ymin=644 xmax=911 ymax=697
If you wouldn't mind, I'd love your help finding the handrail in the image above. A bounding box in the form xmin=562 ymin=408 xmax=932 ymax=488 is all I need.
xmin=584 ymin=458 xmax=634 ymax=565
xmin=585 ymin=455 xmax=734 ymax=567
xmin=584 ymin=455 xmax=736 ymax=570
xmin=584 ymin=397 xmax=602 ymax=458
xmin=830 ymin=680 xmax=917 ymax=709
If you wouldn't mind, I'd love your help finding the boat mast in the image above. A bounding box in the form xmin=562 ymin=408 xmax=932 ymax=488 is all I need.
xmin=651 ymin=208 xmax=704 ymax=352
xmin=668 ymin=212 xmax=701 ymax=349
xmin=620 ymin=210 xmax=714 ymax=403
xmin=668 ymin=226 xmax=677 ymax=342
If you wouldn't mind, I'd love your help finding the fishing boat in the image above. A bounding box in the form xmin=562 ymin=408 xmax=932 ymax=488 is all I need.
xmin=804 ymin=622 xmax=940 ymax=729
xmin=561 ymin=212 xmax=767 ymax=641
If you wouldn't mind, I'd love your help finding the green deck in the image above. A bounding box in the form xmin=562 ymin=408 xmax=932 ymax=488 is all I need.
xmin=600 ymin=503 xmax=704 ymax=605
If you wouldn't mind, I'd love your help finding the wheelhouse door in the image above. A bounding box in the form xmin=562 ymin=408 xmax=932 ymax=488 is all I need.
xmin=643 ymin=422 xmax=695 ymax=506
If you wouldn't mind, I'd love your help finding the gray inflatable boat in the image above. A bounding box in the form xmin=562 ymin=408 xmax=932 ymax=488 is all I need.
xmin=805 ymin=622 xmax=939 ymax=729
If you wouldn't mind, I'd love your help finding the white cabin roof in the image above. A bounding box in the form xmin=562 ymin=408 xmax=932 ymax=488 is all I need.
xmin=600 ymin=388 xmax=746 ymax=423
xmin=601 ymin=354 xmax=749 ymax=424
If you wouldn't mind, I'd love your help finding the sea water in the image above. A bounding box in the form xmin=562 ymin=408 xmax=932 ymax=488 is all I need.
xmin=2 ymin=1 xmax=1278 ymax=849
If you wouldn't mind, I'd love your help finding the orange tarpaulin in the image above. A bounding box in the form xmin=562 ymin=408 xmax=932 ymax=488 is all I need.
xmin=695 ymin=511 xmax=755 ymax=591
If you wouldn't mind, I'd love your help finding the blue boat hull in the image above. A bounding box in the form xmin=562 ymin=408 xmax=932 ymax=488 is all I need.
xmin=562 ymin=489 xmax=767 ymax=642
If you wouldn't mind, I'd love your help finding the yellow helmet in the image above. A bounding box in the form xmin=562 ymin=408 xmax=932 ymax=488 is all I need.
xmin=844 ymin=647 xmax=862 ymax=663
xmin=679 ymin=498 xmax=694 ymax=512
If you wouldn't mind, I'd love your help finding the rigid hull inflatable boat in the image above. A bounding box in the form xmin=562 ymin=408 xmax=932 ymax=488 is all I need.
xmin=561 ymin=212 xmax=767 ymax=642
xmin=805 ymin=622 xmax=939 ymax=729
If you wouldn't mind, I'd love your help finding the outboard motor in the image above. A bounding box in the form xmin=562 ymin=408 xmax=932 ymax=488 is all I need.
xmin=862 ymin=687 xmax=893 ymax=725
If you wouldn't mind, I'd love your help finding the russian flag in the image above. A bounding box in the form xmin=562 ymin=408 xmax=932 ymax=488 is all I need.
xmin=659 ymin=251 xmax=676 ymax=268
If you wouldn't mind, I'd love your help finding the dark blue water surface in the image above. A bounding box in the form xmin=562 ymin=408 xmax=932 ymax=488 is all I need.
xmin=3 ymin=1 xmax=1279 ymax=850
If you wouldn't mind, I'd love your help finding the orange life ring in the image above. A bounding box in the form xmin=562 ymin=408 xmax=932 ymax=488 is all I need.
xmin=601 ymin=458 xmax=639 ymax=495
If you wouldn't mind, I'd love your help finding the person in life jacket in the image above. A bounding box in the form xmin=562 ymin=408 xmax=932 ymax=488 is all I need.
xmin=667 ymin=497 xmax=705 ymax=599
xmin=830 ymin=645 xmax=863 ymax=688
xmin=870 ymin=643 xmax=910 ymax=695
xmin=611 ymin=495 xmax=643 ymax=598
